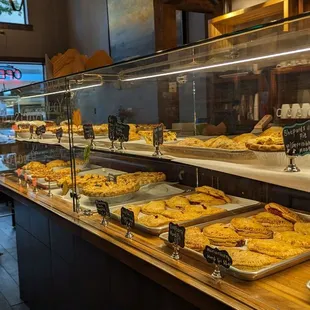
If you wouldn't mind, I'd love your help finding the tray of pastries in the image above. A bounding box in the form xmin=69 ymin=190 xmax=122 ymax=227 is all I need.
xmin=110 ymin=186 xmax=260 ymax=235
xmin=161 ymin=134 xmax=256 ymax=160
xmin=160 ymin=202 xmax=310 ymax=280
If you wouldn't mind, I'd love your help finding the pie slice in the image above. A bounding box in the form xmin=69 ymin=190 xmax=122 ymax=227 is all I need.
xmin=273 ymin=231 xmax=310 ymax=248
xmin=195 ymin=186 xmax=231 ymax=203
xmin=187 ymin=193 xmax=226 ymax=205
xmin=141 ymin=200 xmax=166 ymax=215
xmin=203 ymin=223 xmax=245 ymax=247
xmin=165 ymin=196 xmax=190 ymax=210
xmin=253 ymin=212 xmax=294 ymax=232
xmin=184 ymin=204 xmax=225 ymax=216
xmin=185 ymin=227 xmax=210 ymax=251
xmin=230 ymin=217 xmax=273 ymax=239
xmin=247 ymin=239 xmax=306 ymax=259
xmin=220 ymin=248 xmax=279 ymax=268
xmin=294 ymin=222 xmax=310 ymax=235
xmin=138 ymin=214 xmax=171 ymax=227
xmin=265 ymin=203 xmax=304 ymax=223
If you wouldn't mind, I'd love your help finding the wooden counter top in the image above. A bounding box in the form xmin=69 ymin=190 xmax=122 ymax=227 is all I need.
xmin=1 ymin=176 xmax=310 ymax=310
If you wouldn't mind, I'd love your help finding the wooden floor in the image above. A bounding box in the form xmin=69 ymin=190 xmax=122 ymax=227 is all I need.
xmin=0 ymin=204 xmax=29 ymax=310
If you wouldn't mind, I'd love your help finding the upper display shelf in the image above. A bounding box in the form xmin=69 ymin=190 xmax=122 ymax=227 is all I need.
xmin=2 ymin=12 xmax=310 ymax=99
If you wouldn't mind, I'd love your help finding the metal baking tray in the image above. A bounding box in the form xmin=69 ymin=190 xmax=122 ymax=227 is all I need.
xmin=159 ymin=208 xmax=310 ymax=281
xmin=110 ymin=194 xmax=261 ymax=235
xmin=161 ymin=144 xmax=256 ymax=161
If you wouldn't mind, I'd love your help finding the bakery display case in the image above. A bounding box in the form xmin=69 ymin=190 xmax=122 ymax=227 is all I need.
xmin=0 ymin=13 xmax=310 ymax=310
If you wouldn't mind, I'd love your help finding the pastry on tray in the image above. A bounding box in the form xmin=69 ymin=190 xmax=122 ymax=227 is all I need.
xmin=245 ymin=136 xmax=284 ymax=152
xmin=117 ymin=171 xmax=166 ymax=186
xmin=253 ymin=212 xmax=294 ymax=232
xmin=195 ymin=186 xmax=231 ymax=203
xmin=23 ymin=161 xmax=45 ymax=170
xmin=161 ymin=209 xmax=199 ymax=221
xmin=184 ymin=204 xmax=225 ymax=216
xmin=220 ymin=248 xmax=279 ymax=269
xmin=186 ymin=193 xmax=226 ymax=205
xmin=46 ymin=159 xmax=68 ymax=169
xmin=273 ymin=231 xmax=310 ymax=248
xmin=247 ymin=239 xmax=306 ymax=259
xmin=230 ymin=218 xmax=273 ymax=239
xmin=202 ymin=223 xmax=245 ymax=247
xmin=141 ymin=200 xmax=167 ymax=215
xmin=114 ymin=205 xmax=141 ymax=220
xmin=165 ymin=196 xmax=190 ymax=210
xmin=177 ymin=138 xmax=205 ymax=148
xmin=265 ymin=202 xmax=304 ymax=223
xmin=232 ymin=133 xmax=257 ymax=144
xmin=294 ymin=222 xmax=310 ymax=235
xmin=259 ymin=126 xmax=283 ymax=138
xmin=185 ymin=227 xmax=210 ymax=251
xmin=30 ymin=167 xmax=53 ymax=179
xmin=138 ymin=214 xmax=171 ymax=227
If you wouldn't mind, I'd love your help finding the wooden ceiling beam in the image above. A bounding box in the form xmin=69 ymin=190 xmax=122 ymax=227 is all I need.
xmin=161 ymin=0 xmax=220 ymax=13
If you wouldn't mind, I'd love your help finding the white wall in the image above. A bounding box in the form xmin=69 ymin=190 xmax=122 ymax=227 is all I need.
xmin=67 ymin=0 xmax=110 ymax=57
xmin=232 ymin=0 xmax=267 ymax=11
xmin=0 ymin=0 xmax=69 ymax=59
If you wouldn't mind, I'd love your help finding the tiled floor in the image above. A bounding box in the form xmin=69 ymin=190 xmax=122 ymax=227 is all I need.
xmin=0 ymin=204 xmax=29 ymax=310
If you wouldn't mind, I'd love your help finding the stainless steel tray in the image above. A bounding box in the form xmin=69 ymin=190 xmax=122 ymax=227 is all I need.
xmin=161 ymin=144 xmax=255 ymax=160
xmin=159 ymin=208 xmax=310 ymax=281
xmin=110 ymin=194 xmax=260 ymax=235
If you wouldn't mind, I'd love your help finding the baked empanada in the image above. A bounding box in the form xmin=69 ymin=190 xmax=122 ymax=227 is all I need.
xmin=273 ymin=231 xmax=310 ymax=248
xmin=247 ymin=239 xmax=306 ymax=259
xmin=184 ymin=204 xmax=225 ymax=216
xmin=294 ymin=222 xmax=310 ymax=235
xmin=230 ymin=217 xmax=273 ymax=239
xmin=254 ymin=212 xmax=293 ymax=232
xmin=138 ymin=214 xmax=171 ymax=227
xmin=161 ymin=209 xmax=199 ymax=221
xmin=265 ymin=203 xmax=304 ymax=223
xmin=165 ymin=196 xmax=190 ymax=210
xmin=195 ymin=186 xmax=231 ymax=203
xmin=220 ymin=248 xmax=279 ymax=268
xmin=185 ymin=227 xmax=210 ymax=251
xmin=141 ymin=200 xmax=166 ymax=215
xmin=187 ymin=193 xmax=226 ymax=205
xmin=203 ymin=223 xmax=245 ymax=247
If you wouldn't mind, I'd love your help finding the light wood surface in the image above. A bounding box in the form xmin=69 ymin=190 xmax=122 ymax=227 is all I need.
xmin=1 ymin=176 xmax=310 ymax=310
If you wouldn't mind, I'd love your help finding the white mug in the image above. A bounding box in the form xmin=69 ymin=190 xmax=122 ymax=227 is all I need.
xmin=276 ymin=104 xmax=292 ymax=119
xmin=301 ymin=103 xmax=310 ymax=118
xmin=291 ymin=103 xmax=302 ymax=118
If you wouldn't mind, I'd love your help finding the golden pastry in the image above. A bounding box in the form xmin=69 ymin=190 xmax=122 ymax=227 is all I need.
xmin=141 ymin=200 xmax=166 ymax=215
xmin=232 ymin=133 xmax=257 ymax=144
xmin=273 ymin=231 xmax=310 ymax=248
xmin=117 ymin=171 xmax=166 ymax=186
xmin=260 ymin=126 xmax=283 ymax=138
xmin=265 ymin=202 xmax=304 ymax=223
xmin=253 ymin=212 xmax=293 ymax=232
xmin=46 ymin=159 xmax=67 ymax=169
xmin=165 ymin=196 xmax=190 ymax=210
xmin=245 ymin=136 xmax=284 ymax=152
xmin=230 ymin=217 xmax=273 ymax=239
xmin=161 ymin=209 xmax=199 ymax=221
xmin=187 ymin=193 xmax=226 ymax=205
xmin=30 ymin=167 xmax=53 ymax=179
xmin=185 ymin=227 xmax=210 ymax=251
xmin=203 ymin=223 xmax=245 ymax=247
xmin=220 ymin=248 xmax=279 ymax=269
xmin=184 ymin=204 xmax=225 ymax=216
xmin=23 ymin=161 xmax=45 ymax=170
xmin=177 ymin=138 xmax=205 ymax=148
xmin=204 ymin=135 xmax=230 ymax=148
xmin=138 ymin=214 xmax=171 ymax=227
xmin=195 ymin=186 xmax=231 ymax=203
xmin=294 ymin=222 xmax=310 ymax=235
xmin=114 ymin=205 xmax=141 ymax=220
xmin=247 ymin=239 xmax=306 ymax=259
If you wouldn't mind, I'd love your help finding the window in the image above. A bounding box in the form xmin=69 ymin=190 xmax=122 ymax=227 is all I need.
xmin=0 ymin=0 xmax=27 ymax=24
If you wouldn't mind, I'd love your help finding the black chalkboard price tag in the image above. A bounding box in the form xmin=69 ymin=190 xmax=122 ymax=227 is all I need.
xmin=121 ymin=207 xmax=135 ymax=228
xmin=116 ymin=123 xmax=130 ymax=142
xmin=153 ymin=124 xmax=164 ymax=147
xmin=95 ymin=200 xmax=110 ymax=218
xmin=108 ymin=115 xmax=117 ymax=141
xmin=56 ymin=127 xmax=63 ymax=142
xmin=283 ymin=121 xmax=310 ymax=156
xmin=83 ymin=124 xmax=95 ymax=140
xmin=108 ymin=173 xmax=117 ymax=183
xmin=168 ymin=223 xmax=185 ymax=248
xmin=35 ymin=125 xmax=46 ymax=136
xmin=203 ymin=246 xmax=232 ymax=269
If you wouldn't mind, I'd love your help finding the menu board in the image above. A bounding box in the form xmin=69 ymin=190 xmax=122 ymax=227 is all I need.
xmin=203 ymin=246 xmax=232 ymax=269
xmin=121 ymin=207 xmax=135 ymax=228
xmin=108 ymin=115 xmax=117 ymax=141
xmin=83 ymin=124 xmax=95 ymax=140
xmin=283 ymin=121 xmax=310 ymax=156
xmin=168 ymin=223 xmax=185 ymax=248
xmin=153 ymin=124 xmax=164 ymax=147
xmin=35 ymin=125 xmax=46 ymax=136
xmin=95 ymin=200 xmax=110 ymax=218
xmin=116 ymin=123 xmax=129 ymax=142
